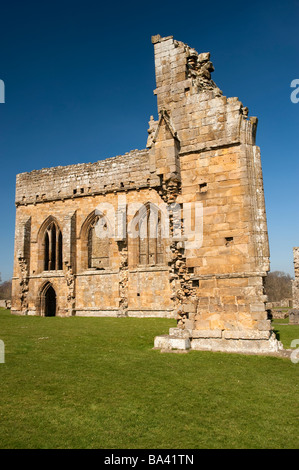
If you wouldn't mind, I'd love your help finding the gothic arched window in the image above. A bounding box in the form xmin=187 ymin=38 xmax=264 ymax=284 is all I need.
xmin=43 ymin=221 xmax=63 ymax=271
xmin=135 ymin=203 xmax=164 ymax=266
xmin=87 ymin=214 xmax=110 ymax=269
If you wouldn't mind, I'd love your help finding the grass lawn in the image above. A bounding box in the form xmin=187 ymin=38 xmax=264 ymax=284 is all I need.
xmin=272 ymin=318 xmax=299 ymax=347
xmin=0 ymin=308 xmax=298 ymax=449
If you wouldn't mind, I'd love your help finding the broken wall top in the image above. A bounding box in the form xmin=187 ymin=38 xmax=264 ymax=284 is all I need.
xmin=149 ymin=34 xmax=258 ymax=154
xmin=15 ymin=148 xmax=159 ymax=205
xmin=16 ymin=35 xmax=260 ymax=206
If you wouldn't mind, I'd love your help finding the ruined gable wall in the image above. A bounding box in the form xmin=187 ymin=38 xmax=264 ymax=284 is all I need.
xmin=151 ymin=35 xmax=269 ymax=275
xmin=151 ymin=35 xmax=278 ymax=352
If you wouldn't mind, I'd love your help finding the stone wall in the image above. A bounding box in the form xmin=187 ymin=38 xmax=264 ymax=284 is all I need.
xmin=266 ymin=299 xmax=293 ymax=309
xmin=292 ymin=247 xmax=299 ymax=309
xmin=268 ymin=309 xmax=289 ymax=320
xmin=288 ymin=247 xmax=299 ymax=324
xmin=12 ymin=187 xmax=173 ymax=318
xmin=289 ymin=310 xmax=299 ymax=324
xmin=12 ymin=34 xmax=282 ymax=354
xmin=16 ymin=149 xmax=159 ymax=206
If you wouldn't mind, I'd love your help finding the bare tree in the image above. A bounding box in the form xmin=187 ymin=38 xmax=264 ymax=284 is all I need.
xmin=264 ymin=271 xmax=293 ymax=302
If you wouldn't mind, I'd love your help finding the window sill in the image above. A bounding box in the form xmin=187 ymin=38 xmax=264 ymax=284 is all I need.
xmin=129 ymin=265 xmax=168 ymax=273
xmin=77 ymin=269 xmax=119 ymax=276
xmin=29 ymin=271 xmax=65 ymax=278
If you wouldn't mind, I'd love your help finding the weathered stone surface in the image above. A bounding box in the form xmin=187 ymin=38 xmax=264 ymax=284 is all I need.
xmin=12 ymin=34 xmax=280 ymax=354
xmin=168 ymin=327 xmax=191 ymax=338
xmin=169 ymin=337 xmax=191 ymax=350
xmin=154 ymin=335 xmax=171 ymax=349
xmin=223 ymin=329 xmax=270 ymax=340
xmin=266 ymin=299 xmax=293 ymax=309
xmin=289 ymin=309 xmax=299 ymax=324
xmin=292 ymin=247 xmax=299 ymax=309
xmin=190 ymin=332 xmax=283 ymax=354
xmin=154 ymin=334 xmax=191 ymax=350
xmin=192 ymin=329 xmax=222 ymax=338
xmin=0 ymin=300 xmax=11 ymax=308
xmin=268 ymin=309 xmax=289 ymax=319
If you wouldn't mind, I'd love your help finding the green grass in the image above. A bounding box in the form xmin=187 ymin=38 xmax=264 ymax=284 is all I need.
xmin=0 ymin=308 xmax=298 ymax=449
xmin=272 ymin=318 xmax=299 ymax=348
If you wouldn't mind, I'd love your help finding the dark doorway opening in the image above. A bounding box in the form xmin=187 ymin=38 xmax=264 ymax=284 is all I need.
xmin=44 ymin=285 xmax=56 ymax=317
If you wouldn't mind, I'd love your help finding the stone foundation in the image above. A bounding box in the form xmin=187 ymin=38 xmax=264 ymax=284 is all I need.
xmin=154 ymin=327 xmax=284 ymax=354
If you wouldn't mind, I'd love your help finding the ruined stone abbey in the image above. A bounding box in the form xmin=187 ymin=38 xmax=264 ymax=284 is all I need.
xmin=12 ymin=35 xmax=283 ymax=353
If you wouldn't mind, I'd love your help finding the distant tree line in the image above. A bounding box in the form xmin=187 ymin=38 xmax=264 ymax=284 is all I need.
xmin=0 ymin=273 xmax=12 ymax=300
xmin=0 ymin=280 xmax=12 ymax=299
xmin=264 ymin=271 xmax=293 ymax=302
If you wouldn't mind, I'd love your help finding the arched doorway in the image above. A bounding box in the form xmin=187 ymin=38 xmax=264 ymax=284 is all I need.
xmin=45 ymin=285 xmax=56 ymax=316
xmin=40 ymin=283 xmax=57 ymax=317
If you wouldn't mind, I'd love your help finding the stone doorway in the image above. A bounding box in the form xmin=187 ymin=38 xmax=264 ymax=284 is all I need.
xmin=40 ymin=283 xmax=57 ymax=317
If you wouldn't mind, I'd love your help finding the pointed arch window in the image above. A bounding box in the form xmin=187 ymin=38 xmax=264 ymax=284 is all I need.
xmin=87 ymin=214 xmax=110 ymax=269
xmin=43 ymin=221 xmax=63 ymax=271
xmin=135 ymin=203 xmax=164 ymax=266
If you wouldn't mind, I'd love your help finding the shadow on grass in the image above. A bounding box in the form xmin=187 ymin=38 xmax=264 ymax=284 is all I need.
xmin=273 ymin=329 xmax=280 ymax=341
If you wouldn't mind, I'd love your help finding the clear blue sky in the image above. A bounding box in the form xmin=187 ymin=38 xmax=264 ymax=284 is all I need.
xmin=0 ymin=0 xmax=298 ymax=281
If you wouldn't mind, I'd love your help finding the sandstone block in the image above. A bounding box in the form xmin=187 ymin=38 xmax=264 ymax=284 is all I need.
xmin=169 ymin=337 xmax=190 ymax=350
xmin=223 ymin=330 xmax=270 ymax=340
xmin=168 ymin=328 xmax=190 ymax=338
xmin=192 ymin=329 xmax=222 ymax=338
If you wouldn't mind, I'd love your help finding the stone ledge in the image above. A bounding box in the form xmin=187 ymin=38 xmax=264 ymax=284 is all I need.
xmin=192 ymin=329 xmax=222 ymax=339
xmin=190 ymin=271 xmax=267 ymax=281
xmin=190 ymin=334 xmax=283 ymax=354
xmin=73 ymin=310 xmax=120 ymax=317
xmin=166 ymin=328 xmax=272 ymax=340
xmin=223 ymin=330 xmax=270 ymax=340
xmin=29 ymin=271 xmax=65 ymax=279
xmin=154 ymin=335 xmax=190 ymax=350
xmin=76 ymin=270 xmax=119 ymax=277
xmin=129 ymin=266 xmax=169 ymax=273
xmin=127 ymin=310 xmax=175 ymax=318
xmin=154 ymin=330 xmax=284 ymax=355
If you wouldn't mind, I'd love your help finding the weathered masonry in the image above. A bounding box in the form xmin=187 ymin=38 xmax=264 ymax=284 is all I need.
xmin=12 ymin=34 xmax=283 ymax=354
xmin=290 ymin=247 xmax=299 ymax=324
